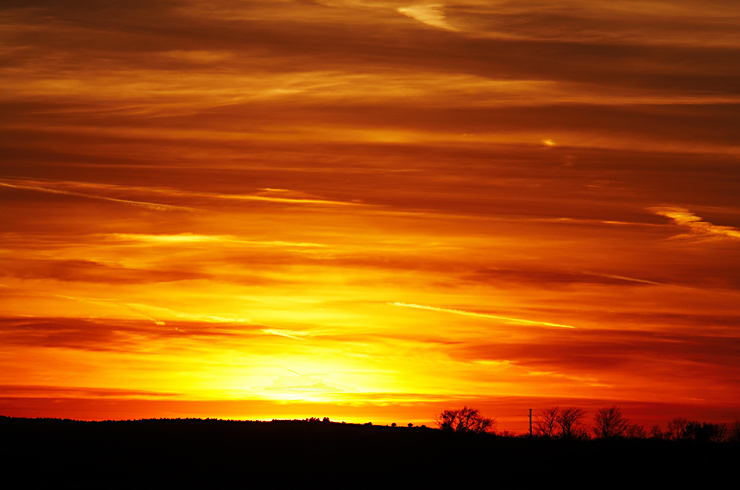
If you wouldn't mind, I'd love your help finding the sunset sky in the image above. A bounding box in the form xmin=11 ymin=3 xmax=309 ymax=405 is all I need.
xmin=1 ymin=0 xmax=739 ymax=431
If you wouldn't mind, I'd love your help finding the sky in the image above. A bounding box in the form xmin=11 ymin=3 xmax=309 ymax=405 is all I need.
xmin=1 ymin=0 xmax=739 ymax=431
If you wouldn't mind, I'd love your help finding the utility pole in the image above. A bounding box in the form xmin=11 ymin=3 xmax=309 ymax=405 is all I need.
xmin=529 ymin=409 xmax=532 ymax=437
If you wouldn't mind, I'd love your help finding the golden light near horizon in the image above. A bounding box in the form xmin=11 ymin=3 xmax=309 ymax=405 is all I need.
xmin=1 ymin=0 xmax=740 ymax=430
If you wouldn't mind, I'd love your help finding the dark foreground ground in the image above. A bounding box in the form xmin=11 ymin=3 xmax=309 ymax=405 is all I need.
xmin=2 ymin=416 xmax=738 ymax=488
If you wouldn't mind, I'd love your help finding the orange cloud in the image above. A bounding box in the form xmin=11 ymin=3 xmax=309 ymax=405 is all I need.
xmin=398 ymin=4 xmax=457 ymax=31
xmin=652 ymin=206 xmax=740 ymax=240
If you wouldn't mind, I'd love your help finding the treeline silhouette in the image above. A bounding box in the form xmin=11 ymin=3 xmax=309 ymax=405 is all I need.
xmin=431 ymin=405 xmax=740 ymax=443
xmin=529 ymin=405 xmax=740 ymax=442
xmin=1 ymin=413 xmax=738 ymax=488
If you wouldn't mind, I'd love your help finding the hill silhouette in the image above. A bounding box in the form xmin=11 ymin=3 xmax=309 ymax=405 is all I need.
xmin=1 ymin=416 xmax=737 ymax=488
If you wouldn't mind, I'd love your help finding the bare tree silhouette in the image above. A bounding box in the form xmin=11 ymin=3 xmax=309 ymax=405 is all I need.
xmin=436 ymin=407 xmax=495 ymax=434
xmin=534 ymin=407 xmax=560 ymax=438
xmin=625 ymin=423 xmax=646 ymax=439
xmin=729 ymin=420 xmax=740 ymax=442
xmin=593 ymin=406 xmax=628 ymax=439
xmin=666 ymin=417 xmax=690 ymax=440
xmin=557 ymin=407 xmax=587 ymax=439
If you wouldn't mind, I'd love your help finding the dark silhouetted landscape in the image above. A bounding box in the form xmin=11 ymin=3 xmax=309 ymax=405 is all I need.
xmin=2 ymin=415 xmax=738 ymax=488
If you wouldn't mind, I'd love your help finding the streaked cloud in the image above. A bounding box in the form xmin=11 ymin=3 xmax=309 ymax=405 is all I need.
xmin=577 ymin=271 xmax=665 ymax=286
xmin=388 ymin=302 xmax=576 ymax=329
xmin=124 ymin=303 xmax=252 ymax=324
xmin=0 ymin=181 xmax=200 ymax=212
xmin=0 ymin=384 xmax=180 ymax=399
xmin=0 ymin=179 xmax=361 ymax=209
xmin=104 ymin=233 xmax=327 ymax=248
xmin=0 ymin=257 xmax=207 ymax=284
xmin=262 ymin=329 xmax=311 ymax=340
xmin=0 ymin=316 xmax=242 ymax=352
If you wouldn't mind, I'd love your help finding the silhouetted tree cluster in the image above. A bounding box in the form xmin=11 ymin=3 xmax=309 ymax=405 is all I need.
xmin=296 ymin=417 xmax=333 ymax=423
xmin=657 ymin=417 xmax=739 ymax=442
xmin=624 ymin=423 xmax=646 ymax=439
xmin=532 ymin=406 xmax=739 ymax=442
xmin=534 ymin=407 xmax=587 ymax=439
xmin=592 ymin=405 xmax=647 ymax=439
xmin=437 ymin=407 xmax=495 ymax=434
